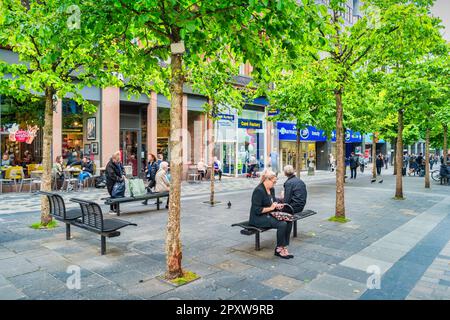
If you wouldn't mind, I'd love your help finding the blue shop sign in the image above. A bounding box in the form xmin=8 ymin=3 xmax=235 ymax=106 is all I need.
xmin=278 ymin=123 xmax=327 ymax=142
xmin=331 ymin=129 xmax=362 ymax=143
xmin=238 ymin=119 xmax=263 ymax=129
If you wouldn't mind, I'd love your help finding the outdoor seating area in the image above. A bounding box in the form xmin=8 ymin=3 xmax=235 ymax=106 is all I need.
xmin=0 ymin=163 xmax=103 ymax=193
xmin=0 ymin=164 xmax=43 ymax=193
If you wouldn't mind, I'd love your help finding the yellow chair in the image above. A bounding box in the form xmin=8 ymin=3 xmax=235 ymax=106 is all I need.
xmin=27 ymin=164 xmax=42 ymax=176
xmin=6 ymin=166 xmax=28 ymax=192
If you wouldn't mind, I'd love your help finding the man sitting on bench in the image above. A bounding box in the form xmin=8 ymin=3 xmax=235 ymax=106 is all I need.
xmin=440 ymin=162 xmax=450 ymax=185
xmin=249 ymin=169 xmax=293 ymax=259
xmin=280 ymin=165 xmax=307 ymax=214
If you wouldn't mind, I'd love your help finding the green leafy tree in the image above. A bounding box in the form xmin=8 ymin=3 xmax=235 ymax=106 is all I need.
xmin=0 ymin=0 xmax=121 ymax=225
xmin=111 ymin=0 xmax=306 ymax=280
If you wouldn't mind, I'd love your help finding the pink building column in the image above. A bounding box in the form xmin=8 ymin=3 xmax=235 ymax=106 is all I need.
xmin=52 ymin=99 xmax=62 ymax=161
xmin=195 ymin=113 xmax=205 ymax=163
xmin=147 ymin=91 xmax=158 ymax=156
xmin=101 ymin=87 xmax=120 ymax=166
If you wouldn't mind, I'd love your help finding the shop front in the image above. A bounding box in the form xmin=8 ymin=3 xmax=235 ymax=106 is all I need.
xmin=215 ymin=105 xmax=267 ymax=177
xmin=62 ymin=100 xmax=84 ymax=160
xmin=120 ymin=102 xmax=148 ymax=177
xmin=330 ymin=129 xmax=363 ymax=162
xmin=364 ymin=133 xmax=386 ymax=162
xmin=277 ymin=123 xmax=326 ymax=171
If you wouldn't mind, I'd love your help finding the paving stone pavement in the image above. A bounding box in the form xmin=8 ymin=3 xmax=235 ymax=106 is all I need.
xmin=0 ymin=166 xmax=449 ymax=300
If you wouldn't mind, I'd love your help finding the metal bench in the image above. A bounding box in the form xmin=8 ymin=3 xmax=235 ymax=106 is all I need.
xmin=103 ymin=191 xmax=169 ymax=216
xmin=70 ymin=198 xmax=137 ymax=255
xmin=39 ymin=191 xmax=82 ymax=240
xmin=232 ymin=205 xmax=317 ymax=250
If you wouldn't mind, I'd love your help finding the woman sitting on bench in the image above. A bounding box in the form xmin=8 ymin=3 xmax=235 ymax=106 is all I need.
xmin=249 ymin=169 xmax=293 ymax=259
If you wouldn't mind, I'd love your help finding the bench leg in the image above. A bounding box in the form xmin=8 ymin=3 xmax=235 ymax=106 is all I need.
xmin=116 ymin=203 xmax=120 ymax=216
xmin=157 ymin=198 xmax=160 ymax=210
xmin=293 ymin=220 xmax=298 ymax=238
xmin=66 ymin=224 xmax=71 ymax=240
xmin=255 ymin=232 xmax=260 ymax=251
xmin=101 ymin=236 xmax=106 ymax=255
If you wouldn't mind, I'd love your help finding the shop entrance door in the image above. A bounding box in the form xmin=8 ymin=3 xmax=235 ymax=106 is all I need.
xmin=219 ymin=142 xmax=236 ymax=176
xmin=120 ymin=129 xmax=142 ymax=177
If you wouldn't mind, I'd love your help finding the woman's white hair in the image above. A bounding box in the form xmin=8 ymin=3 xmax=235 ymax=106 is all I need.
xmin=283 ymin=165 xmax=295 ymax=176
xmin=160 ymin=161 xmax=169 ymax=170
xmin=260 ymin=169 xmax=277 ymax=183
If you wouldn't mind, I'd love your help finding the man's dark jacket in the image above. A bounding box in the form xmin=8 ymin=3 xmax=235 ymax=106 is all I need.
xmin=349 ymin=156 xmax=359 ymax=169
xmin=283 ymin=175 xmax=307 ymax=213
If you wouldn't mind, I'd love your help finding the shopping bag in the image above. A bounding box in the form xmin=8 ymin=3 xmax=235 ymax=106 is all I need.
xmin=111 ymin=181 xmax=125 ymax=198
xmin=128 ymin=178 xmax=147 ymax=197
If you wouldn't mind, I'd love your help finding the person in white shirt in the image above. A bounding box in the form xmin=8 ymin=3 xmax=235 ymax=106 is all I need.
xmin=197 ymin=159 xmax=207 ymax=180
xmin=213 ymin=156 xmax=222 ymax=181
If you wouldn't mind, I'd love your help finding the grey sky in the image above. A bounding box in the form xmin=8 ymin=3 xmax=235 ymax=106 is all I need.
xmin=431 ymin=0 xmax=450 ymax=41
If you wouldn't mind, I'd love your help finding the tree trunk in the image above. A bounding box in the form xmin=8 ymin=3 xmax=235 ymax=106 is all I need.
xmin=40 ymin=87 xmax=55 ymax=226
xmin=165 ymin=41 xmax=184 ymax=280
xmin=296 ymin=125 xmax=301 ymax=178
xmin=393 ymin=138 xmax=397 ymax=175
xmin=210 ymin=118 xmax=215 ymax=205
xmin=444 ymin=123 xmax=448 ymax=161
xmin=425 ymin=127 xmax=430 ymax=189
xmin=395 ymin=110 xmax=404 ymax=199
xmin=335 ymin=89 xmax=345 ymax=218
xmin=372 ymin=133 xmax=377 ymax=179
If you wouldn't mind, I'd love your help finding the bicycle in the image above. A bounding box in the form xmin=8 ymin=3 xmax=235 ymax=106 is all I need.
xmin=431 ymin=170 xmax=441 ymax=181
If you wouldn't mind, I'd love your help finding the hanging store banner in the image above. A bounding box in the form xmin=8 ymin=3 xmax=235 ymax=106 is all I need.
xmin=217 ymin=114 xmax=235 ymax=128
xmin=238 ymin=119 xmax=263 ymax=130
xmin=217 ymin=114 xmax=235 ymax=121
xmin=267 ymin=109 xmax=280 ymax=117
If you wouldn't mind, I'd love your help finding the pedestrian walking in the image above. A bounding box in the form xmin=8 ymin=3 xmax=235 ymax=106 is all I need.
xmin=329 ymin=153 xmax=335 ymax=172
xmin=376 ymin=153 xmax=384 ymax=176
xmin=384 ymin=154 xmax=389 ymax=169
xmin=358 ymin=154 xmax=365 ymax=173
xmin=349 ymin=152 xmax=359 ymax=179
